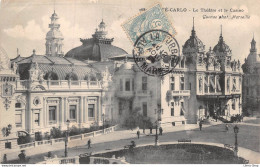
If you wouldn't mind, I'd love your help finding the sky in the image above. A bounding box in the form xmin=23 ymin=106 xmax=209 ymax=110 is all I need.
xmin=0 ymin=0 xmax=259 ymax=63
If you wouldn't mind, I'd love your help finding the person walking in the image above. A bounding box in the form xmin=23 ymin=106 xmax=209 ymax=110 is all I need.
xmin=159 ymin=127 xmax=163 ymax=135
xmin=137 ymin=130 xmax=140 ymax=139
xmin=199 ymin=121 xmax=202 ymax=131
xmin=3 ymin=154 xmax=7 ymax=164
xmin=87 ymin=139 xmax=91 ymax=149
xmin=150 ymin=127 xmax=152 ymax=134
xmin=18 ymin=150 xmax=26 ymax=163
xmin=225 ymin=124 xmax=229 ymax=132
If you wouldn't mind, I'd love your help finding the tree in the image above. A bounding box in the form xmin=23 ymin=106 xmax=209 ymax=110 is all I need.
xmin=123 ymin=107 xmax=152 ymax=129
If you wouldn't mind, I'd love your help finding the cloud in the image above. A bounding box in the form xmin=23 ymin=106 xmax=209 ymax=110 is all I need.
xmin=3 ymin=20 xmax=45 ymax=40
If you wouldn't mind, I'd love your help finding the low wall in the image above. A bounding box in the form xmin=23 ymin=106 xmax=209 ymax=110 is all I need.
xmin=89 ymin=156 xmax=128 ymax=164
xmin=17 ymin=125 xmax=119 ymax=150
xmin=37 ymin=156 xmax=79 ymax=164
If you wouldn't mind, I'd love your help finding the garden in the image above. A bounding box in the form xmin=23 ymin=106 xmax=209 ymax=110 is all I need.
xmin=89 ymin=144 xmax=246 ymax=164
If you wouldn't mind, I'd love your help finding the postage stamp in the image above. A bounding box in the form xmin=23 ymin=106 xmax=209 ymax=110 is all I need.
xmin=133 ymin=29 xmax=180 ymax=76
xmin=122 ymin=3 xmax=177 ymax=44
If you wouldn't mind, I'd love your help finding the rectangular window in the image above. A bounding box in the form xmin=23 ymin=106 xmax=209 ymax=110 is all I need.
xmin=69 ymin=105 xmax=77 ymax=120
xmin=180 ymin=77 xmax=185 ymax=90
xmin=232 ymin=99 xmax=236 ymax=110
xmin=120 ymin=79 xmax=123 ymax=91
xmin=227 ymin=77 xmax=230 ymax=92
xmin=88 ymin=104 xmax=95 ymax=117
xmin=209 ymin=76 xmax=215 ymax=93
xmin=170 ymin=77 xmax=175 ymax=90
xmin=142 ymin=77 xmax=147 ymax=91
xmin=171 ymin=102 xmax=174 ymax=116
xmin=143 ymin=102 xmax=147 ymax=117
xmin=34 ymin=113 xmax=40 ymax=126
xmin=199 ymin=77 xmax=202 ymax=93
xmin=180 ymin=102 xmax=184 ymax=116
xmin=232 ymin=78 xmax=236 ymax=91
xmin=49 ymin=106 xmax=56 ymax=123
xmin=125 ymin=78 xmax=131 ymax=91
xmin=204 ymin=76 xmax=209 ymax=93
xmin=15 ymin=103 xmax=21 ymax=108
xmin=5 ymin=142 xmax=11 ymax=149
xmin=15 ymin=114 xmax=22 ymax=127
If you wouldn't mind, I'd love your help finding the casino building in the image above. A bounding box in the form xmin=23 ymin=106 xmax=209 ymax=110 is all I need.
xmin=0 ymin=11 xmax=243 ymax=150
xmin=242 ymin=37 xmax=260 ymax=116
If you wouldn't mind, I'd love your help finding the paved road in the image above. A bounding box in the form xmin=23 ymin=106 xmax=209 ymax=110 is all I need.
xmin=5 ymin=122 xmax=260 ymax=164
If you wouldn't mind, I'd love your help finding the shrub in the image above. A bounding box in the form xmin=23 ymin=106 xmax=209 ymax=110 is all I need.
xmin=69 ymin=126 xmax=81 ymax=136
xmin=50 ymin=127 xmax=63 ymax=138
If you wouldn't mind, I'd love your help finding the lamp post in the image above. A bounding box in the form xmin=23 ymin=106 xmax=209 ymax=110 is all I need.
xmin=233 ymin=125 xmax=239 ymax=158
xmin=154 ymin=108 xmax=163 ymax=146
xmin=102 ymin=113 xmax=105 ymax=133
xmin=64 ymin=120 xmax=70 ymax=157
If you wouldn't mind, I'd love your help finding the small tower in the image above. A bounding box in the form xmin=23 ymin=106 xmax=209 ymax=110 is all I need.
xmin=250 ymin=34 xmax=257 ymax=53
xmin=93 ymin=19 xmax=108 ymax=39
xmin=45 ymin=11 xmax=64 ymax=56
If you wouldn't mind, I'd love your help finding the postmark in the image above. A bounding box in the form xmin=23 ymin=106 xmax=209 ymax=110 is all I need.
xmin=122 ymin=3 xmax=177 ymax=44
xmin=133 ymin=30 xmax=180 ymax=76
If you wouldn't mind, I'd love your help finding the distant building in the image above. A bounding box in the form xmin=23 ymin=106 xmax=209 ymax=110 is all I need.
xmin=242 ymin=37 xmax=260 ymax=116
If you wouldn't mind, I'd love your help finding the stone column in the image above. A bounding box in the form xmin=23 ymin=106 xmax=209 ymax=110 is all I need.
xmin=60 ymin=97 xmax=64 ymax=128
xmin=79 ymin=96 xmax=84 ymax=127
xmin=64 ymin=98 xmax=68 ymax=122
xmin=85 ymin=97 xmax=88 ymax=124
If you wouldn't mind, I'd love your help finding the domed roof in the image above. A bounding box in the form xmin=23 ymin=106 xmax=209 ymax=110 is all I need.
xmin=65 ymin=39 xmax=127 ymax=62
xmin=213 ymin=35 xmax=231 ymax=54
xmin=12 ymin=53 xmax=100 ymax=80
xmin=183 ymin=26 xmax=205 ymax=53
xmin=46 ymin=29 xmax=63 ymax=39
xmin=0 ymin=46 xmax=10 ymax=70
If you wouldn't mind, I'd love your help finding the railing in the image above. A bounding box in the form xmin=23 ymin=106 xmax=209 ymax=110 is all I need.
xmin=16 ymin=80 xmax=102 ymax=90
xmin=90 ymin=156 xmax=128 ymax=164
xmin=17 ymin=125 xmax=119 ymax=150
xmin=70 ymin=135 xmax=82 ymax=140
xmin=38 ymin=156 xmax=79 ymax=164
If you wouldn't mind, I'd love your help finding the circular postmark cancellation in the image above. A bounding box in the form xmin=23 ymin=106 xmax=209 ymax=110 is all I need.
xmin=133 ymin=30 xmax=180 ymax=76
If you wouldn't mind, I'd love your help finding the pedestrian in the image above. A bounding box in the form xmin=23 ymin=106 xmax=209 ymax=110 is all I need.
xmin=225 ymin=124 xmax=229 ymax=132
xmin=199 ymin=121 xmax=202 ymax=131
xmin=3 ymin=154 xmax=7 ymax=164
xmin=137 ymin=130 xmax=140 ymax=139
xmin=18 ymin=150 xmax=26 ymax=163
xmin=150 ymin=127 xmax=152 ymax=134
xmin=159 ymin=127 xmax=163 ymax=135
xmin=87 ymin=139 xmax=91 ymax=149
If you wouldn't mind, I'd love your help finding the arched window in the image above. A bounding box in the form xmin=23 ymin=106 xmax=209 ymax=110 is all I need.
xmin=15 ymin=103 xmax=21 ymax=108
xmin=65 ymin=73 xmax=78 ymax=81
xmin=44 ymin=72 xmax=59 ymax=80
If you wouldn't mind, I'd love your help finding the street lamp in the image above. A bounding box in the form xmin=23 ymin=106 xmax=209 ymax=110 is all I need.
xmin=102 ymin=113 xmax=105 ymax=133
xmin=65 ymin=120 xmax=70 ymax=157
xmin=233 ymin=125 xmax=239 ymax=158
xmin=154 ymin=108 xmax=163 ymax=146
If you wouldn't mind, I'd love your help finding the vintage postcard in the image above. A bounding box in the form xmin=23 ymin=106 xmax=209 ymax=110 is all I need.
xmin=0 ymin=0 xmax=259 ymax=165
